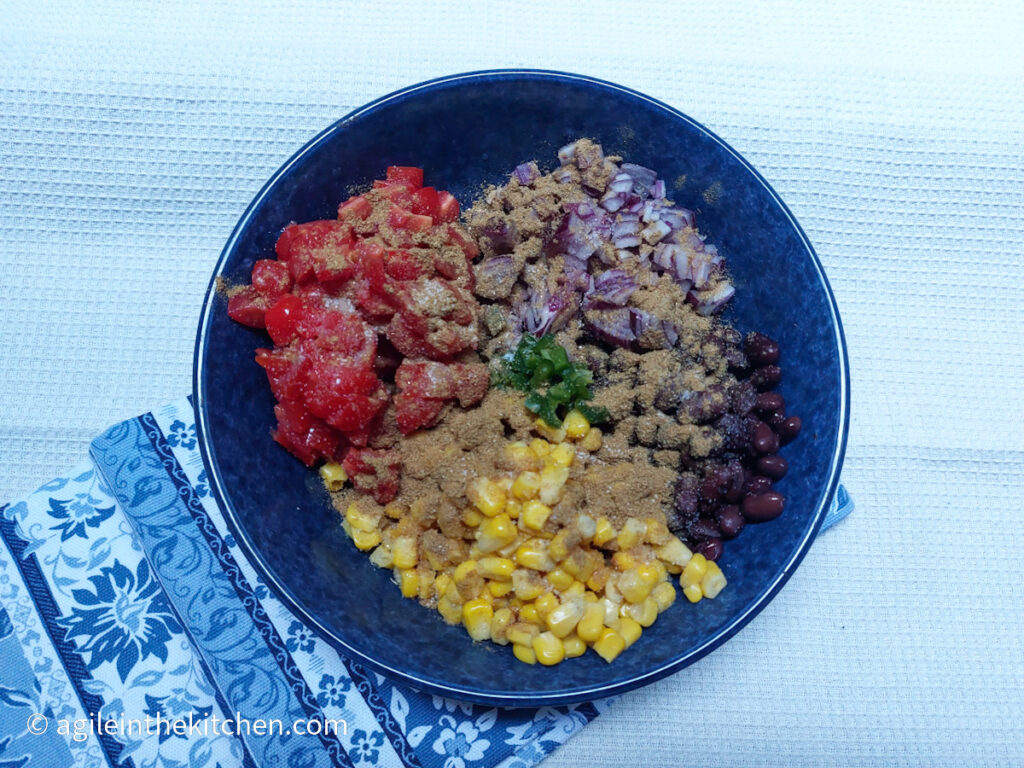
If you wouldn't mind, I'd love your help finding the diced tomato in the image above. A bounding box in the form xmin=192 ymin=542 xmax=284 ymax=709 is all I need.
xmin=410 ymin=186 xmax=439 ymax=218
xmin=303 ymin=310 xmax=378 ymax=369
xmin=251 ymin=259 xmax=293 ymax=299
xmin=395 ymin=360 xmax=454 ymax=399
xmin=446 ymin=224 xmax=478 ymax=260
xmin=353 ymin=279 xmax=397 ymax=320
xmin=343 ymin=447 xmax=401 ymax=504
xmin=387 ymin=205 xmax=433 ymax=233
xmin=384 ymin=249 xmax=429 ymax=281
xmin=272 ymin=399 xmax=343 ymax=466
xmin=338 ymin=195 xmax=373 ymax=221
xmin=277 ymin=221 xmax=355 ymax=284
xmin=385 ymin=166 xmax=424 ymax=190
xmin=256 ymin=346 xmax=310 ymax=402
xmin=436 ymin=191 xmax=460 ymax=223
xmin=395 ymin=393 xmax=446 ymax=435
xmin=227 ymin=286 xmax=269 ymax=328
xmin=452 ymin=363 xmax=490 ymax=407
xmin=264 ymin=294 xmax=304 ymax=345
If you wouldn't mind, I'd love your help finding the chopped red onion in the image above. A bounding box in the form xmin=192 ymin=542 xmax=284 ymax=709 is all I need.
xmin=557 ymin=142 xmax=577 ymax=166
xmin=612 ymin=234 xmax=642 ymax=249
xmin=641 ymin=220 xmax=672 ymax=245
xmin=693 ymin=283 xmax=736 ymax=316
xmin=565 ymin=201 xmax=597 ymax=220
xmin=586 ymin=269 xmax=637 ymax=307
xmin=651 ymin=179 xmax=666 ymax=199
xmin=514 ymin=162 xmax=540 ymax=185
xmin=553 ymin=167 xmax=574 ymax=184
xmin=599 ymin=191 xmax=625 ymax=212
xmin=584 ymin=307 xmax=635 ymax=347
xmin=620 ymin=163 xmax=657 ymax=196
xmin=608 ymin=173 xmax=634 ymax=195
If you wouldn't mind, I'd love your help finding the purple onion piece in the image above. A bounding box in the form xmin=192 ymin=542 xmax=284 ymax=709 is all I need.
xmin=514 ymin=161 xmax=540 ymax=185
xmin=694 ymin=283 xmax=736 ymax=316
xmin=585 ymin=269 xmax=637 ymax=307
xmin=473 ymin=256 xmax=520 ymax=299
xmin=651 ymin=179 xmax=666 ymax=199
xmin=641 ymin=220 xmax=672 ymax=245
xmin=553 ymin=167 xmax=574 ymax=184
xmin=584 ymin=307 xmax=635 ymax=348
xmin=691 ymin=252 xmax=713 ymax=289
xmin=560 ymin=255 xmax=589 ymax=292
xmin=612 ymin=234 xmax=642 ymax=249
xmin=565 ymin=201 xmax=596 ymax=220
xmin=557 ymin=142 xmax=577 ymax=166
xmin=607 ymin=172 xmax=634 ymax=195
xmin=620 ymin=162 xmax=658 ymax=196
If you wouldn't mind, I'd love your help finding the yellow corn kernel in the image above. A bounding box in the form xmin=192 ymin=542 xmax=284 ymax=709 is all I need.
xmin=505 ymin=499 xmax=522 ymax=519
xmin=490 ymin=608 xmax=513 ymax=645
xmin=561 ymin=549 xmax=592 ymax=581
xmin=505 ymin=442 xmax=539 ymax=470
xmin=532 ymin=631 xmax=565 ymax=665
xmin=418 ymin=569 xmax=435 ymax=601
xmin=583 ymin=590 xmax=600 ymax=603
xmin=511 ymin=569 xmax=544 ymax=601
xmin=434 ymin=572 xmax=452 ymax=599
xmin=515 ymin=541 xmax=555 ymax=571
xmin=462 ymin=599 xmax=493 ymax=641
xmin=624 ymin=598 xmax=659 ymax=627
xmin=453 ymin=559 xmax=479 ymax=585
xmin=563 ymin=580 xmax=586 ymax=598
xmin=478 ymin=556 xmax=515 ymax=581
xmin=528 ymin=438 xmax=551 ymax=458
xmin=563 ymin=634 xmax=586 ymax=658
xmin=644 ymin=518 xmax=673 ymax=546
xmin=345 ymin=503 xmax=379 ymax=533
xmin=547 ymin=567 xmax=574 ymax=592
xmin=488 ymin=580 xmax=514 ymax=598
xmin=392 ymin=536 xmax=418 ymax=570
xmin=683 ymin=583 xmax=703 ymax=603
xmin=444 ymin=580 xmax=464 ymax=605
xmin=462 ymin=509 xmax=484 ymax=527
xmin=319 ymin=462 xmax=348 ymax=491
xmin=521 ymin=500 xmax=552 ymax=531
xmin=384 ymin=504 xmax=404 ymax=521
xmin=656 ymin=538 xmax=693 ymax=570
xmin=513 ymin=643 xmax=537 ymax=664
xmin=518 ymin=604 xmax=540 ymax=624
xmin=511 ymin=471 xmax=542 ymax=500
xmin=577 ymin=600 xmax=606 ymax=642
xmin=701 ymin=561 xmax=727 ymax=599
xmin=437 ymin=596 xmax=462 ymax=624
xmin=616 ymin=518 xmax=648 ymax=550
xmin=495 ymin=476 xmax=513 ymax=492
xmin=467 ymin=478 xmax=507 ymax=517
xmin=651 ymin=581 xmax=677 ymax=612
xmin=593 ymin=629 xmax=626 ymax=663
xmin=681 ymin=553 xmax=708 ymax=588
xmin=593 ymin=517 xmax=616 ymax=546
xmin=586 ymin=566 xmax=611 ymax=592
xmin=580 ymin=426 xmax=603 ymax=451
xmin=478 ymin=588 xmax=494 ymax=605
xmin=397 ymin=568 xmax=419 ymax=598
xmin=618 ymin=569 xmax=655 ymax=604
xmin=602 ymin=597 xmax=622 ymax=629
xmin=636 ymin=563 xmax=661 ymax=586
xmin=545 ymin=597 xmax=585 ymax=638
xmin=369 ymin=544 xmax=393 ymax=569
xmin=539 ymin=464 xmax=570 ymax=505
xmin=549 ymin=442 xmax=576 ymax=467
xmin=476 ymin=514 xmax=517 ymax=553
xmin=534 ymin=592 xmax=559 ymax=618
xmin=563 ymin=409 xmax=590 ymax=439
xmin=575 ymin=513 xmax=597 ymax=541
xmin=534 ymin=418 xmax=567 ymax=443
xmin=506 ymin=622 xmax=540 ymax=646
xmin=618 ymin=616 xmax=642 ymax=648
xmin=351 ymin=528 xmax=381 ymax=551
xmin=612 ymin=551 xmax=637 ymax=571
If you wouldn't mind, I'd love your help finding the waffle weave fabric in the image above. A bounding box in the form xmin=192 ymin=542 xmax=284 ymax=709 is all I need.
xmin=1 ymin=1 xmax=1022 ymax=765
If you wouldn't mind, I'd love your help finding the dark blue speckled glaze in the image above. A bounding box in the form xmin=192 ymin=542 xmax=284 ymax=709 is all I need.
xmin=194 ymin=70 xmax=849 ymax=707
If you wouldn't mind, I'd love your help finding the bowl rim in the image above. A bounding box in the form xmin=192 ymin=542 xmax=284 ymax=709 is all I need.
xmin=193 ymin=68 xmax=851 ymax=706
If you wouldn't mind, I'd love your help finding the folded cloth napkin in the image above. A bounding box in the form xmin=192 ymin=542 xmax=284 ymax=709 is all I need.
xmin=0 ymin=398 xmax=852 ymax=768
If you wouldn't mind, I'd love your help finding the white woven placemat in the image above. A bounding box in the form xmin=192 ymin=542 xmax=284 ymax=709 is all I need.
xmin=2 ymin=1 xmax=1022 ymax=765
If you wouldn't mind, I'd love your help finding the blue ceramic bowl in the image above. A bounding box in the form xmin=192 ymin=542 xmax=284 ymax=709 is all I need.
xmin=194 ymin=70 xmax=849 ymax=706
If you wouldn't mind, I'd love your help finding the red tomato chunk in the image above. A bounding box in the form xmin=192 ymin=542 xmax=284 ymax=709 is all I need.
xmin=226 ymin=167 xmax=488 ymax=503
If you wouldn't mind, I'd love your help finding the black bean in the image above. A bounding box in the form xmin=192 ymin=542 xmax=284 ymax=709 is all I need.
xmin=674 ymin=474 xmax=700 ymax=517
xmin=756 ymin=454 xmax=789 ymax=480
xmin=681 ymin=387 xmax=729 ymax=423
xmin=715 ymin=413 xmax=749 ymax=453
xmin=696 ymin=537 xmax=724 ymax=561
xmin=750 ymin=365 xmax=782 ymax=390
xmin=724 ymin=347 xmax=750 ymax=376
xmin=722 ymin=460 xmax=746 ymax=503
xmin=777 ymin=416 xmax=802 ymax=445
xmin=755 ymin=391 xmax=784 ymax=413
xmin=742 ymin=491 xmax=786 ymax=522
xmin=689 ymin=519 xmax=722 ymax=540
xmin=700 ymin=475 xmax=724 ymax=504
xmin=717 ymin=505 xmax=745 ymax=539
xmin=765 ymin=408 xmax=787 ymax=427
xmin=745 ymin=332 xmax=780 ymax=366
xmin=744 ymin=475 xmax=773 ymax=496
xmin=752 ymin=421 xmax=778 ymax=454
xmin=730 ymin=379 xmax=757 ymax=416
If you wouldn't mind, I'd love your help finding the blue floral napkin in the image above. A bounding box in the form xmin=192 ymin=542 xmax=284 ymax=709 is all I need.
xmin=0 ymin=398 xmax=852 ymax=768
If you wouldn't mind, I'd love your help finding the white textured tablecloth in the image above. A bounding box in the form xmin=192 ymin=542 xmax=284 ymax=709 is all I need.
xmin=2 ymin=1 xmax=1023 ymax=765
